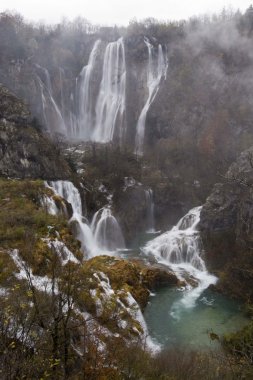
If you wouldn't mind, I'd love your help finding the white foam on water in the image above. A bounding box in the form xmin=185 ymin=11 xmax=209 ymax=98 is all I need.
xmin=143 ymin=206 xmax=217 ymax=319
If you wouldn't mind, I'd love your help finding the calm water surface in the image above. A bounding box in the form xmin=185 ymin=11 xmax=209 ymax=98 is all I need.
xmin=144 ymin=286 xmax=249 ymax=349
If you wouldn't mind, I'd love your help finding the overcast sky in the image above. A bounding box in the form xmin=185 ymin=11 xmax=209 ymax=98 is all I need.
xmin=0 ymin=0 xmax=252 ymax=25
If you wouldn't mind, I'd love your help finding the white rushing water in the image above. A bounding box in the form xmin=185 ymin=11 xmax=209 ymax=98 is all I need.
xmin=77 ymin=40 xmax=101 ymax=139
xmin=135 ymin=38 xmax=167 ymax=156
xmin=34 ymin=36 xmax=166 ymax=153
xmin=145 ymin=188 xmax=155 ymax=233
xmin=36 ymin=39 xmax=126 ymax=142
xmin=91 ymin=207 xmax=126 ymax=251
xmin=143 ymin=207 xmax=217 ymax=318
xmin=92 ymin=38 xmax=126 ymax=143
xmin=46 ymin=181 xmax=125 ymax=257
xmin=33 ymin=36 xmax=168 ymax=154
xmin=46 ymin=181 xmax=97 ymax=256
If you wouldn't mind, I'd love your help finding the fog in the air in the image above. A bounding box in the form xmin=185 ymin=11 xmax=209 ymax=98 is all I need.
xmin=0 ymin=0 xmax=251 ymax=24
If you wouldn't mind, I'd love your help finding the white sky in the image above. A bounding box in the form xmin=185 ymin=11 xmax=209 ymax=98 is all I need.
xmin=0 ymin=0 xmax=252 ymax=25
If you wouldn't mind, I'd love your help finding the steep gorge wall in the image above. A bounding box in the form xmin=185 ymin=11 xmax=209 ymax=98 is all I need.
xmin=199 ymin=147 xmax=253 ymax=301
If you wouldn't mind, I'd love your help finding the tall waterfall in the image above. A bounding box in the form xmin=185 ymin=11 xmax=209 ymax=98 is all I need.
xmin=143 ymin=207 xmax=217 ymax=314
xmin=34 ymin=36 xmax=167 ymax=149
xmin=145 ymin=189 xmax=155 ymax=233
xmin=92 ymin=38 xmax=126 ymax=143
xmin=46 ymin=181 xmax=125 ymax=257
xmin=135 ymin=39 xmax=167 ymax=155
xmin=91 ymin=207 xmax=125 ymax=251
xmin=77 ymin=40 xmax=101 ymax=139
xmin=36 ymin=65 xmax=66 ymax=134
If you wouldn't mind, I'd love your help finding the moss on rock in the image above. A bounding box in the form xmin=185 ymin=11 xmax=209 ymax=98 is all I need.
xmin=0 ymin=178 xmax=82 ymax=275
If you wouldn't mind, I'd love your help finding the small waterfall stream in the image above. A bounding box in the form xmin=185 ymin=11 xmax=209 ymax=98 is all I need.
xmin=35 ymin=65 xmax=66 ymax=134
xmin=145 ymin=189 xmax=155 ymax=233
xmin=47 ymin=181 xmax=97 ymax=256
xmin=143 ymin=207 xmax=217 ymax=317
xmin=91 ymin=207 xmax=125 ymax=251
xmin=135 ymin=38 xmax=167 ymax=155
xmin=46 ymin=181 xmax=125 ymax=257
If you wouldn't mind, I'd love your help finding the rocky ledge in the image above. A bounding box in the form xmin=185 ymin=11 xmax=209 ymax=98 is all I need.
xmin=0 ymin=83 xmax=71 ymax=179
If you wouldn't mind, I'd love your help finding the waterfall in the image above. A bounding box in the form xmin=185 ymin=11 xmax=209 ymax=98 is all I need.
xmin=48 ymin=180 xmax=83 ymax=215
xmin=35 ymin=65 xmax=66 ymax=134
xmin=47 ymin=181 xmax=97 ymax=256
xmin=91 ymin=207 xmax=126 ymax=251
xmin=143 ymin=207 xmax=217 ymax=315
xmin=145 ymin=189 xmax=155 ymax=233
xmin=46 ymin=181 xmax=125 ymax=257
xmin=135 ymin=39 xmax=167 ymax=156
xmin=77 ymin=40 xmax=101 ymax=139
xmin=33 ymin=37 xmax=168 ymax=145
xmin=92 ymin=38 xmax=126 ymax=144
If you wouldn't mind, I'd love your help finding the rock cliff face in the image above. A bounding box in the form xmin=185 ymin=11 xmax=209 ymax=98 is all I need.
xmin=199 ymin=147 xmax=253 ymax=301
xmin=0 ymin=84 xmax=71 ymax=179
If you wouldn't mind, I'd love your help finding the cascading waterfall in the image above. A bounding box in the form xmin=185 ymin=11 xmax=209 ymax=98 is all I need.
xmin=135 ymin=38 xmax=167 ymax=156
xmin=145 ymin=189 xmax=155 ymax=233
xmin=34 ymin=37 xmax=167 ymax=149
xmin=91 ymin=207 xmax=126 ymax=251
xmin=46 ymin=181 xmax=125 ymax=257
xmin=77 ymin=40 xmax=101 ymax=139
xmin=143 ymin=207 xmax=217 ymax=317
xmin=47 ymin=181 xmax=97 ymax=256
xmin=35 ymin=65 xmax=66 ymax=134
xmin=92 ymin=38 xmax=126 ymax=143
xmin=143 ymin=207 xmax=205 ymax=270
